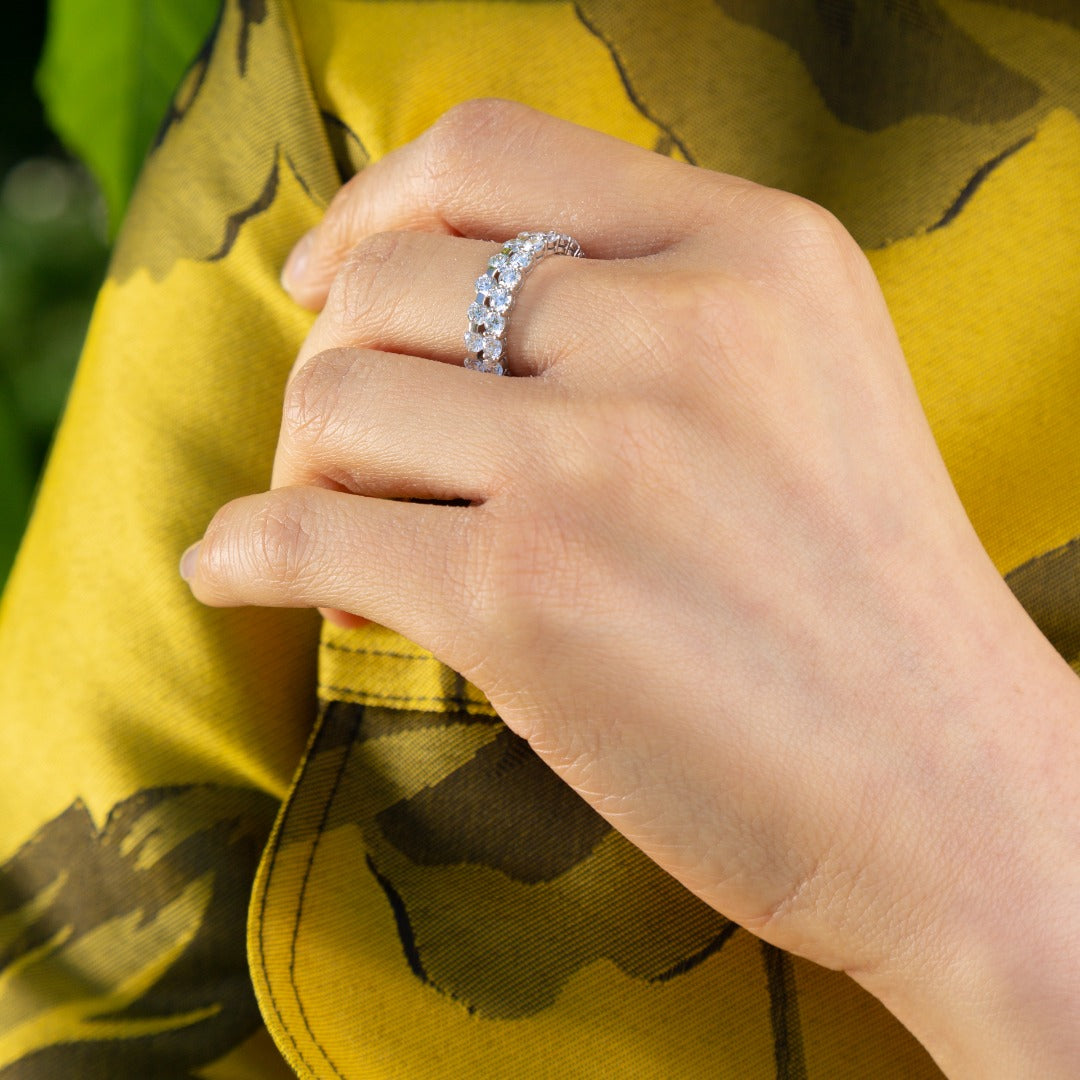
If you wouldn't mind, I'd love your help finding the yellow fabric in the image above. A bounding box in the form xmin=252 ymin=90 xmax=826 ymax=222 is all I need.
xmin=1 ymin=1 xmax=1078 ymax=1077
xmin=871 ymin=104 xmax=1080 ymax=575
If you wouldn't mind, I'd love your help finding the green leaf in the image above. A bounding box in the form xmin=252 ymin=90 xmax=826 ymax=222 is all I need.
xmin=36 ymin=0 xmax=221 ymax=233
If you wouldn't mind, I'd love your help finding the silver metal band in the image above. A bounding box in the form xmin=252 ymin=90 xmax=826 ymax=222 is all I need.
xmin=464 ymin=231 xmax=584 ymax=375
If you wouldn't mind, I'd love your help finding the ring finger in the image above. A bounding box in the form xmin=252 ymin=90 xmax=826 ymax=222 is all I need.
xmin=290 ymin=229 xmax=633 ymax=382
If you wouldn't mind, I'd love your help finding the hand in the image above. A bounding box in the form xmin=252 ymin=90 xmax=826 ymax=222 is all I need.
xmin=181 ymin=100 xmax=1080 ymax=1077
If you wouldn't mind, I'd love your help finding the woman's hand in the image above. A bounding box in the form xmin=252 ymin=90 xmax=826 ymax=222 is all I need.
xmin=181 ymin=100 xmax=1080 ymax=1076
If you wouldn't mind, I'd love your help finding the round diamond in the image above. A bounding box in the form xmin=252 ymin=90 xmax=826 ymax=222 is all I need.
xmin=489 ymin=253 xmax=509 ymax=272
xmin=489 ymin=287 xmax=511 ymax=313
xmin=508 ymin=250 xmax=531 ymax=271
xmin=483 ymin=310 xmax=505 ymax=335
xmin=467 ymin=301 xmax=487 ymax=325
xmin=481 ymin=335 xmax=503 ymax=360
xmin=475 ymin=273 xmax=496 ymax=297
xmin=498 ymin=266 xmax=521 ymax=289
xmin=464 ymin=329 xmax=483 ymax=354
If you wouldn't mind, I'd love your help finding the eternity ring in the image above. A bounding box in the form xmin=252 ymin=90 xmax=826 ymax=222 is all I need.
xmin=464 ymin=231 xmax=584 ymax=375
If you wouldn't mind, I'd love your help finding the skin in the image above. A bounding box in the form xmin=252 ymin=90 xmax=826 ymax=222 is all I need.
xmin=181 ymin=100 xmax=1080 ymax=1077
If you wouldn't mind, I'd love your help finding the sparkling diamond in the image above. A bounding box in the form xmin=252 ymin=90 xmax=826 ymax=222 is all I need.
xmin=508 ymin=251 xmax=531 ymax=271
xmin=475 ymin=273 xmax=496 ymax=296
xmin=489 ymin=253 xmax=509 ymax=272
xmin=482 ymin=335 xmax=503 ymax=360
xmin=468 ymin=300 xmax=487 ymax=325
xmin=489 ymin=287 xmax=511 ymax=313
xmin=464 ymin=330 xmax=483 ymax=354
xmin=498 ymin=266 xmax=521 ymax=289
xmin=483 ymin=310 xmax=505 ymax=335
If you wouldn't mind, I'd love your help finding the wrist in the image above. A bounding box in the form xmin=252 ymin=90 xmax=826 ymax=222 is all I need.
xmin=847 ymin=575 xmax=1080 ymax=1078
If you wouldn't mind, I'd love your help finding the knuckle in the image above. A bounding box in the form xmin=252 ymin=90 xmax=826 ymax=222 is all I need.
xmin=281 ymin=348 xmax=359 ymax=451
xmin=744 ymin=191 xmax=882 ymax=325
xmin=330 ymin=230 xmax=406 ymax=329
xmin=763 ymin=192 xmax=860 ymax=271
xmin=687 ymin=167 xmax=760 ymax=232
xmin=422 ymin=99 xmax=537 ymax=204
xmin=249 ymin=492 xmax=321 ymax=588
xmin=202 ymin=491 xmax=320 ymax=593
xmin=427 ymin=98 xmax=525 ymax=155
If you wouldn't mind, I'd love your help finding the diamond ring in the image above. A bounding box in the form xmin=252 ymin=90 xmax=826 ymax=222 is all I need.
xmin=464 ymin=231 xmax=584 ymax=375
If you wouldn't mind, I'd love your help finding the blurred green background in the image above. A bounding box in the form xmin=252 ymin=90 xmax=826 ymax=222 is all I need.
xmin=0 ymin=6 xmax=109 ymax=590
xmin=1 ymin=1 xmax=219 ymax=591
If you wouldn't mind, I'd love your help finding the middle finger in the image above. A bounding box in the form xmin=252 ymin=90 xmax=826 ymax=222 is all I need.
xmin=271 ymin=346 xmax=554 ymax=499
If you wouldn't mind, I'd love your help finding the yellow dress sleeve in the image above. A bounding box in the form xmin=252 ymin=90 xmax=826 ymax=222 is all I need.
xmin=0 ymin=2 xmax=333 ymax=1074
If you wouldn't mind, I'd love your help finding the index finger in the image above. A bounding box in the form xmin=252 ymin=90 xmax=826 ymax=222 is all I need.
xmin=281 ymin=98 xmax=752 ymax=307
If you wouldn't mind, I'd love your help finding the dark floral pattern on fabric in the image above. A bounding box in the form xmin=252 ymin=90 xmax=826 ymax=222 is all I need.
xmin=0 ymin=786 xmax=278 ymax=1077
xmin=256 ymin=700 xmax=806 ymax=1072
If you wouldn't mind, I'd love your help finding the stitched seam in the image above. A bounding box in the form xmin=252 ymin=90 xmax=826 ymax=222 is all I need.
xmin=256 ymin=743 xmax=322 ymax=1078
xmin=317 ymin=682 xmax=494 ymax=714
xmin=287 ymin=715 xmax=356 ymax=1079
xmin=257 ymin=707 xmax=354 ymax=1080
xmin=318 ymin=682 xmax=474 ymax=704
xmin=320 ymin=641 xmax=440 ymax=661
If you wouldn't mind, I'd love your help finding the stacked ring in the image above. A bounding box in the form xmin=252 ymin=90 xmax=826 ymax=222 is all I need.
xmin=464 ymin=231 xmax=584 ymax=375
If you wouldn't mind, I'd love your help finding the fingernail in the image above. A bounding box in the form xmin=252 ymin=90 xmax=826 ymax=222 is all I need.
xmin=179 ymin=542 xmax=200 ymax=582
xmin=280 ymin=230 xmax=314 ymax=293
